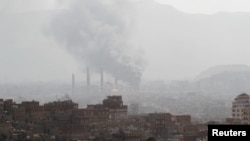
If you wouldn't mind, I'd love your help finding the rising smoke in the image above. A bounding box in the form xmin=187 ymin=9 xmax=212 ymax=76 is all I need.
xmin=47 ymin=0 xmax=144 ymax=89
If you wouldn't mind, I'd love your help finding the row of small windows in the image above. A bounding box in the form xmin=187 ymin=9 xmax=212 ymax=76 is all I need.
xmin=232 ymin=114 xmax=240 ymax=117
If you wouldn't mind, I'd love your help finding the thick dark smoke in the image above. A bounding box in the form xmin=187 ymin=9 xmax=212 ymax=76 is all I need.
xmin=48 ymin=0 xmax=144 ymax=89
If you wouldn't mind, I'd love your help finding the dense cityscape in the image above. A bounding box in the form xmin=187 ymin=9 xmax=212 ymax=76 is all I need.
xmin=1 ymin=90 xmax=250 ymax=141
xmin=1 ymin=0 xmax=250 ymax=141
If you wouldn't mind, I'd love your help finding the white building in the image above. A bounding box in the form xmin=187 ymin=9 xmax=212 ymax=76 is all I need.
xmin=232 ymin=93 xmax=250 ymax=119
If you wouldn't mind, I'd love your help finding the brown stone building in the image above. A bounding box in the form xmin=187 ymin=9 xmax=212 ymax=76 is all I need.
xmin=146 ymin=113 xmax=177 ymax=140
xmin=103 ymin=95 xmax=128 ymax=120
xmin=19 ymin=101 xmax=44 ymax=123
xmin=44 ymin=100 xmax=78 ymax=112
xmin=242 ymin=107 xmax=250 ymax=124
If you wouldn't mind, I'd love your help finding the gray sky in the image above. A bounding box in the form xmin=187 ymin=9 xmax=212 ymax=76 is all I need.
xmin=155 ymin=0 xmax=250 ymax=14
xmin=1 ymin=0 xmax=250 ymax=84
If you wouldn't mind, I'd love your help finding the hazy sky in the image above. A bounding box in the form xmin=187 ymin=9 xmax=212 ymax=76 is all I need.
xmin=155 ymin=0 xmax=250 ymax=14
xmin=1 ymin=0 xmax=250 ymax=84
xmin=1 ymin=0 xmax=250 ymax=13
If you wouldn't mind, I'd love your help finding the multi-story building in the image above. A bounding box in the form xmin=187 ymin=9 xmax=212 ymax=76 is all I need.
xmin=3 ymin=99 xmax=14 ymax=115
xmin=232 ymin=93 xmax=250 ymax=120
xmin=175 ymin=115 xmax=191 ymax=125
xmin=44 ymin=100 xmax=78 ymax=112
xmin=225 ymin=117 xmax=242 ymax=124
xmin=146 ymin=113 xmax=176 ymax=140
xmin=19 ymin=101 xmax=45 ymax=124
xmin=103 ymin=95 xmax=128 ymax=120
xmin=242 ymin=107 xmax=250 ymax=124
xmin=0 ymin=99 xmax=4 ymax=114
xmin=112 ymin=129 xmax=142 ymax=141
xmin=0 ymin=96 xmax=208 ymax=141
xmin=12 ymin=106 xmax=25 ymax=122
xmin=145 ymin=113 xmax=207 ymax=141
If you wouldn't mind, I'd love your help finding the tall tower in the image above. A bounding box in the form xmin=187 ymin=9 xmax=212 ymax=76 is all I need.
xmin=86 ymin=66 xmax=90 ymax=92
xmin=100 ymin=68 xmax=104 ymax=91
xmin=72 ymin=73 xmax=75 ymax=97
xmin=115 ymin=77 xmax=118 ymax=88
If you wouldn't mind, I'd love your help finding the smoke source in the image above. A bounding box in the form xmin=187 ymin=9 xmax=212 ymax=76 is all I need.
xmin=47 ymin=0 xmax=144 ymax=89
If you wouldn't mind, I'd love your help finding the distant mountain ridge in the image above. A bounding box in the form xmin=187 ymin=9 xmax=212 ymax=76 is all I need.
xmin=195 ymin=64 xmax=250 ymax=81
xmin=134 ymin=0 xmax=250 ymax=81
xmin=193 ymin=64 xmax=250 ymax=95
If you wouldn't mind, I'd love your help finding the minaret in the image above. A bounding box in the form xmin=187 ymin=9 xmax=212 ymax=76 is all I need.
xmin=100 ymin=68 xmax=104 ymax=91
xmin=115 ymin=77 xmax=118 ymax=88
xmin=86 ymin=66 xmax=90 ymax=92
xmin=72 ymin=73 xmax=75 ymax=97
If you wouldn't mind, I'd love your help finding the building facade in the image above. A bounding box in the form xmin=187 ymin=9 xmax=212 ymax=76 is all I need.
xmin=232 ymin=93 xmax=250 ymax=120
